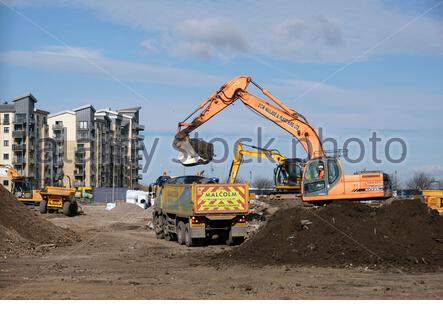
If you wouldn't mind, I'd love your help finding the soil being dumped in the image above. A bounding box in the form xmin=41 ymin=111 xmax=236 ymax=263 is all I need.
xmin=0 ymin=186 xmax=78 ymax=256
xmin=229 ymin=199 xmax=443 ymax=271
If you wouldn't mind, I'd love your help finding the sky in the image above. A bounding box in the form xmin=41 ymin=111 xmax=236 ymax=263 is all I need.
xmin=0 ymin=0 xmax=442 ymax=185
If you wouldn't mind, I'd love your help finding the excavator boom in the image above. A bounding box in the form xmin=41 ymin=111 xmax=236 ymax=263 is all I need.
xmin=173 ymin=75 xmax=324 ymax=166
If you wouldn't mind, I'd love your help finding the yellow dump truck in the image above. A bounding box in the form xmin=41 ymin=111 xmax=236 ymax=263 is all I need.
xmin=422 ymin=189 xmax=443 ymax=214
xmin=153 ymin=176 xmax=249 ymax=246
xmin=39 ymin=186 xmax=78 ymax=216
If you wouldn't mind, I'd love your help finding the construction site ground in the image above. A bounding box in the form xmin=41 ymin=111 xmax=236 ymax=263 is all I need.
xmin=1 ymin=202 xmax=442 ymax=299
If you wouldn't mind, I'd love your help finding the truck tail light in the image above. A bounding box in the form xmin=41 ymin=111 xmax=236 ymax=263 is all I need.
xmin=191 ymin=217 xmax=200 ymax=224
xmin=237 ymin=216 xmax=247 ymax=223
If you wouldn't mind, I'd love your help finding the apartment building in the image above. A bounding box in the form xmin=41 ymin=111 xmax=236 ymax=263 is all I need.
xmin=0 ymin=93 xmax=51 ymax=189
xmin=95 ymin=107 xmax=144 ymax=188
xmin=48 ymin=105 xmax=96 ymax=188
xmin=48 ymin=105 xmax=144 ymax=188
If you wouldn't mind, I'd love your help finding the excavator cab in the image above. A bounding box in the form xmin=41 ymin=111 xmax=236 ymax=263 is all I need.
xmin=302 ymin=157 xmax=341 ymax=197
xmin=274 ymin=158 xmax=303 ymax=190
xmin=11 ymin=177 xmax=34 ymax=199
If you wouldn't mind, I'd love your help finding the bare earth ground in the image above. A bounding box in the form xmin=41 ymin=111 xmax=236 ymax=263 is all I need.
xmin=0 ymin=204 xmax=442 ymax=299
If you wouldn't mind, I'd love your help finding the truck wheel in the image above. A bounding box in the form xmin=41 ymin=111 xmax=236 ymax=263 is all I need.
xmin=184 ymin=223 xmax=194 ymax=247
xmin=63 ymin=201 xmax=74 ymax=216
xmin=154 ymin=215 xmax=164 ymax=239
xmin=39 ymin=200 xmax=47 ymax=214
xmin=177 ymin=221 xmax=186 ymax=245
xmin=72 ymin=202 xmax=79 ymax=215
xmin=226 ymin=230 xmax=245 ymax=246
xmin=163 ymin=215 xmax=172 ymax=241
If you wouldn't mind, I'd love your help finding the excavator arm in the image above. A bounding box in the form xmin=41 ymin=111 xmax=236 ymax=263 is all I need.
xmin=228 ymin=143 xmax=287 ymax=183
xmin=0 ymin=164 xmax=23 ymax=179
xmin=174 ymin=75 xmax=324 ymax=166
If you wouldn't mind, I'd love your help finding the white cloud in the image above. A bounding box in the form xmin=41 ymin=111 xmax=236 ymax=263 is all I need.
xmin=419 ymin=165 xmax=443 ymax=178
xmin=7 ymin=0 xmax=442 ymax=63
xmin=170 ymin=18 xmax=248 ymax=59
xmin=140 ymin=39 xmax=159 ymax=54
xmin=0 ymin=46 xmax=221 ymax=86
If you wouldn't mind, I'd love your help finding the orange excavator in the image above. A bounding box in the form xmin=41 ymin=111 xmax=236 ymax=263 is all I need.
xmin=0 ymin=164 xmax=42 ymax=205
xmin=173 ymin=75 xmax=392 ymax=203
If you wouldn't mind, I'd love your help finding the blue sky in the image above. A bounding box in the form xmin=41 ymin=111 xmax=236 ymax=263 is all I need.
xmin=0 ymin=0 xmax=442 ymax=185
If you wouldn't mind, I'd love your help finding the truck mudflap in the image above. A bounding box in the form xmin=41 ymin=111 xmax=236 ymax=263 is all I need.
xmin=193 ymin=183 xmax=249 ymax=214
xmin=190 ymin=224 xmax=206 ymax=238
xmin=231 ymin=224 xmax=247 ymax=237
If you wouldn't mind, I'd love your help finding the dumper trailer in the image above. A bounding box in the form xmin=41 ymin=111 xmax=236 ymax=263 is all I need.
xmin=153 ymin=177 xmax=249 ymax=246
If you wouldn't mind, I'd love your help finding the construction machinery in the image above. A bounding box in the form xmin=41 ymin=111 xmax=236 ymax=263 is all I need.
xmin=75 ymin=186 xmax=93 ymax=202
xmin=0 ymin=164 xmax=42 ymax=205
xmin=228 ymin=142 xmax=303 ymax=198
xmin=422 ymin=189 xmax=443 ymax=214
xmin=39 ymin=186 xmax=78 ymax=216
xmin=153 ymin=175 xmax=249 ymax=246
xmin=173 ymin=75 xmax=392 ymax=203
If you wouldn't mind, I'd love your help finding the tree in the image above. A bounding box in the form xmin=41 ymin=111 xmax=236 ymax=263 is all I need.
xmin=406 ymin=172 xmax=434 ymax=190
xmin=252 ymin=177 xmax=273 ymax=190
xmin=389 ymin=173 xmax=402 ymax=190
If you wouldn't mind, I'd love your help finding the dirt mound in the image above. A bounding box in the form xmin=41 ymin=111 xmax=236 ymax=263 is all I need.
xmin=0 ymin=186 xmax=78 ymax=255
xmin=228 ymin=199 xmax=443 ymax=271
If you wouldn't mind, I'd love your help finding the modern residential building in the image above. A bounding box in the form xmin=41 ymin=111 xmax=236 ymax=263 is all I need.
xmin=48 ymin=105 xmax=144 ymax=188
xmin=95 ymin=107 xmax=144 ymax=188
xmin=0 ymin=93 xmax=51 ymax=189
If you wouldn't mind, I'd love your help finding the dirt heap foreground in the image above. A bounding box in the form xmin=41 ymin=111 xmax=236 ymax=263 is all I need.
xmin=0 ymin=186 xmax=78 ymax=255
xmin=229 ymin=199 xmax=443 ymax=271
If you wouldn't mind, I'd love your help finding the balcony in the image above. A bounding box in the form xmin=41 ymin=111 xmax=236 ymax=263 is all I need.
xmin=132 ymin=134 xmax=144 ymax=141
xmin=13 ymin=115 xmax=27 ymax=125
xmin=136 ymin=174 xmax=142 ymax=180
xmin=75 ymin=157 xmax=85 ymax=164
xmin=77 ymin=133 xmax=90 ymax=142
xmin=136 ymin=154 xmax=142 ymax=161
xmin=52 ymin=123 xmax=64 ymax=131
xmin=136 ymin=124 xmax=145 ymax=131
xmin=12 ymin=130 xmax=26 ymax=138
xmin=54 ymin=133 xmax=64 ymax=141
xmin=74 ymin=169 xmax=84 ymax=178
xmin=75 ymin=148 xmax=85 ymax=155
xmin=12 ymin=144 xmax=26 ymax=151
xmin=12 ymin=157 xmax=24 ymax=165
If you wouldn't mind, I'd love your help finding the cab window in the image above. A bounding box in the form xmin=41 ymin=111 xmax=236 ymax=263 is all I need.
xmin=327 ymin=159 xmax=340 ymax=184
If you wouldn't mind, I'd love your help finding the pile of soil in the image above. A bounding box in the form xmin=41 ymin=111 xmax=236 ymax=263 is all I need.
xmin=228 ymin=199 xmax=443 ymax=271
xmin=0 ymin=186 xmax=78 ymax=256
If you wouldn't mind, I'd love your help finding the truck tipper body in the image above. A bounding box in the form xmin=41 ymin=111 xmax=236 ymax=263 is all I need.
xmin=153 ymin=177 xmax=249 ymax=246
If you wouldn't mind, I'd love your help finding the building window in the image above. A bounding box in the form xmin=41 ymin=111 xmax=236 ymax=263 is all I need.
xmin=79 ymin=121 xmax=88 ymax=129
xmin=3 ymin=153 xmax=9 ymax=160
xmin=3 ymin=140 xmax=8 ymax=147
xmin=3 ymin=114 xmax=9 ymax=125
xmin=3 ymin=127 xmax=9 ymax=133
xmin=3 ymin=180 xmax=8 ymax=186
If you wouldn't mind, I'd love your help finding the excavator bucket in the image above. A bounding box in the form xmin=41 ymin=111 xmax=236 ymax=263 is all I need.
xmin=173 ymin=134 xmax=214 ymax=166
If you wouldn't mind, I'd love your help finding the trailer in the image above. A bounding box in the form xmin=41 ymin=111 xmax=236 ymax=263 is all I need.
xmin=153 ymin=176 xmax=249 ymax=246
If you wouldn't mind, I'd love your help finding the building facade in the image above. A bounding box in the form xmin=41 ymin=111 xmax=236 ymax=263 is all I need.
xmin=0 ymin=94 xmax=51 ymax=189
xmin=48 ymin=105 xmax=144 ymax=188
